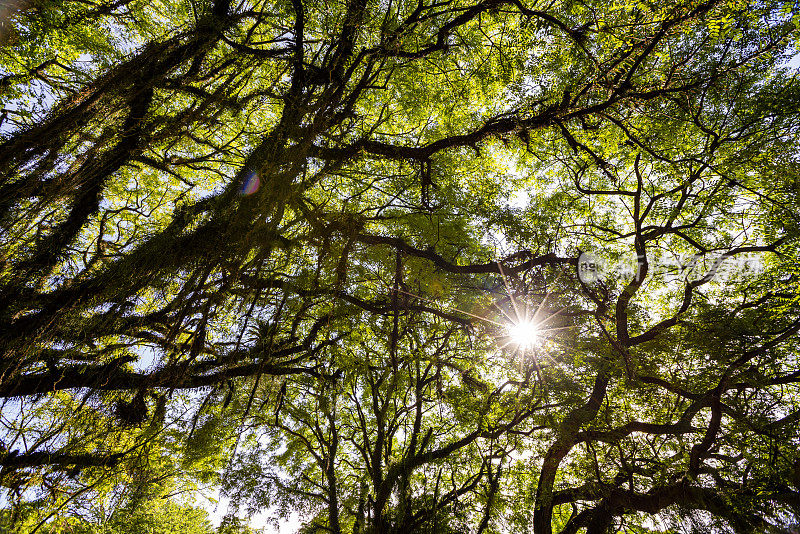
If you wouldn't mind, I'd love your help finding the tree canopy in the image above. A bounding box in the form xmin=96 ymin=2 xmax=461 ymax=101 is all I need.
xmin=1 ymin=0 xmax=800 ymax=532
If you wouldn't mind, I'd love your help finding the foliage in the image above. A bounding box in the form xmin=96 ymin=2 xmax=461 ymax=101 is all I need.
xmin=1 ymin=0 xmax=800 ymax=532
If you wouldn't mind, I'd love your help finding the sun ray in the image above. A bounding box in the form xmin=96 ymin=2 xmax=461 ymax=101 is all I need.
xmin=396 ymin=288 xmax=504 ymax=327
xmin=389 ymin=270 xmax=573 ymax=365
xmin=497 ymin=262 xmax=524 ymax=325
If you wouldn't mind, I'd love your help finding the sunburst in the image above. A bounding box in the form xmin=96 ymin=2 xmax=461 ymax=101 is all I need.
xmin=490 ymin=262 xmax=569 ymax=354
xmin=507 ymin=320 xmax=539 ymax=349
xmin=393 ymin=260 xmax=569 ymax=359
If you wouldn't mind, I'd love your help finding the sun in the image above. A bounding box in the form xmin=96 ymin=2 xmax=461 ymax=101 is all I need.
xmin=507 ymin=321 xmax=539 ymax=349
xmin=389 ymin=261 xmax=563 ymax=356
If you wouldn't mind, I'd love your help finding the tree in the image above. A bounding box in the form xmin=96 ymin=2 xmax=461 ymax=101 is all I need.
xmin=1 ymin=0 xmax=800 ymax=531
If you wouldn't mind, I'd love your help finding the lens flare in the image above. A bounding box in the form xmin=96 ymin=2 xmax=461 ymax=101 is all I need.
xmin=240 ymin=170 xmax=260 ymax=195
